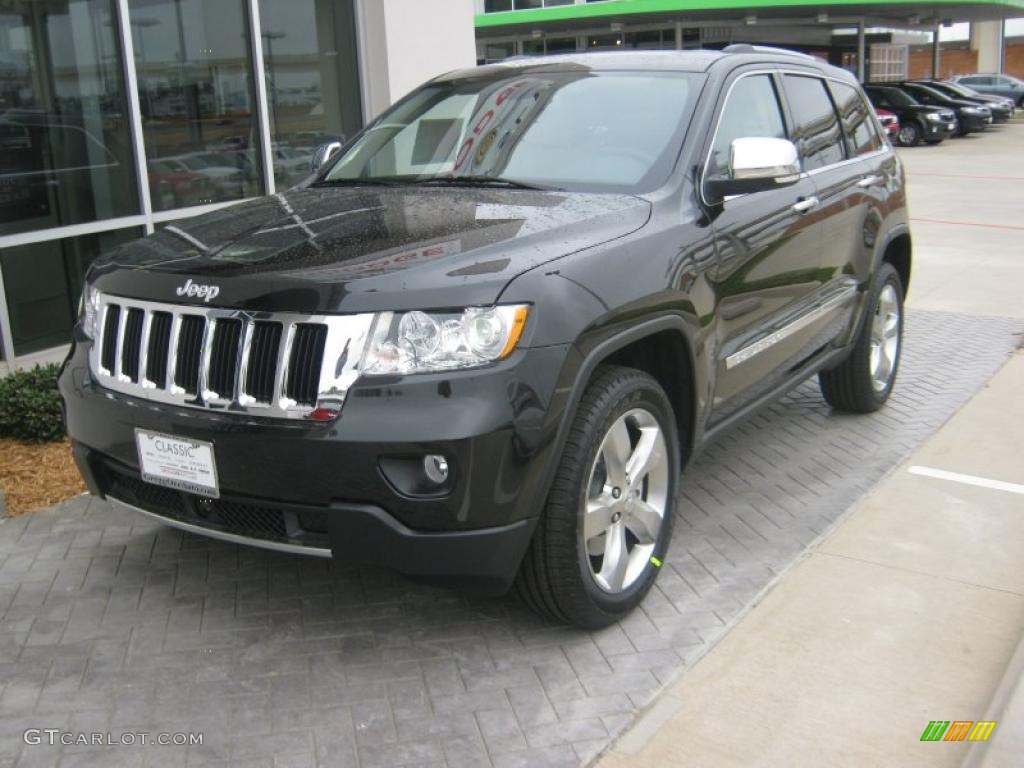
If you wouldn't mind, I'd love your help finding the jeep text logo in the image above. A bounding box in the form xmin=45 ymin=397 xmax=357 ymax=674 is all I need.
xmin=176 ymin=278 xmax=220 ymax=303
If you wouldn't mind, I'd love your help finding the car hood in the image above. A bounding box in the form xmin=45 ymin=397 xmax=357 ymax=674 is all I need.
xmin=90 ymin=185 xmax=651 ymax=313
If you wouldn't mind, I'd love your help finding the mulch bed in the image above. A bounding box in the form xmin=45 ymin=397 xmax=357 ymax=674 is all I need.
xmin=0 ymin=438 xmax=86 ymax=517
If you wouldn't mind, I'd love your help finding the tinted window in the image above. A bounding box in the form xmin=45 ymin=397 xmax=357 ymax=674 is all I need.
xmin=326 ymin=72 xmax=700 ymax=193
xmin=130 ymin=0 xmax=263 ymax=211
xmin=708 ymin=74 xmax=786 ymax=178
xmin=830 ymin=81 xmax=882 ymax=156
xmin=781 ymin=75 xmax=845 ymax=171
xmin=0 ymin=0 xmax=139 ymax=237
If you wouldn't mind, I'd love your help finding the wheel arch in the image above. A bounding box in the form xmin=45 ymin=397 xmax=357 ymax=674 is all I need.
xmin=879 ymin=227 xmax=912 ymax=295
xmin=561 ymin=315 xmax=698 ymax=473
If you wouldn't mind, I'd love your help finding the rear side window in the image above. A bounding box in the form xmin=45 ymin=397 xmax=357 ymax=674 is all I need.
xmin=830 ymin=81 xmax=883 ymax=156
xmin=708 ymin=74 xmax=786 ymax=178
xmin=781 ymin=75 xmax=845 ymax=171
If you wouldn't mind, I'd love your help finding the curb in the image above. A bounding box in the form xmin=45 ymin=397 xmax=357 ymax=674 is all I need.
xmin=0 ymin=488 xmax=6 ymax=519
xmin=960 ymin=629 xmax=1024 ymax=768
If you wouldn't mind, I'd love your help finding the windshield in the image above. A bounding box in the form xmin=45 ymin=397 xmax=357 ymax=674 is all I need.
xmin=876 ymin=87 xmax=917 ymax=107
xmin=322 ymin=70 xmax=702 ymax=193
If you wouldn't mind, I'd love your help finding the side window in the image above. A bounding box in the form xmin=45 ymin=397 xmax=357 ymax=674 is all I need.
xmin=781 ymin=74 xmax=845 ymax=171
xmin=708 ymin=74 xmax=786 ymax=178
xmin=831 ymin=81 xmax=882 ymax=156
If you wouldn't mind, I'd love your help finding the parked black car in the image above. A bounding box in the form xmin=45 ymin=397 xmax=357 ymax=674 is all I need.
xmin=925 ymin=80 xmax=1015 ymax=121
xmin=60 ymin=48 xmax=910 ymax=628
xmin=863 ymin=84 xmax=956 ymax=146
xmin=887 ymin=82 xmax=992 ymax=134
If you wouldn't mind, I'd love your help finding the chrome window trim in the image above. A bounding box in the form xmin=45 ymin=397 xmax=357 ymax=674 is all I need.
xmin=700 ymin=67 xmax=893 ymax=206
xmin=88 ymin=291 xmax=377 ymax=420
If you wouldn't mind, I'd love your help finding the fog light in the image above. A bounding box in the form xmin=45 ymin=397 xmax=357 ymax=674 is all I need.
xmin=423 ymin=454 xmax=449 ymax=484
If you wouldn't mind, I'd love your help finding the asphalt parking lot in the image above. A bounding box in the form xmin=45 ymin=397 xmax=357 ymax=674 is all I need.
xmin=2 ymin=122 xmax=1023 ymax=768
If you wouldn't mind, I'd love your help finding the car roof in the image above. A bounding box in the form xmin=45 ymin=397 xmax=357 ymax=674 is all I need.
xmin=439 ymin=48 xmax=855 ymax=84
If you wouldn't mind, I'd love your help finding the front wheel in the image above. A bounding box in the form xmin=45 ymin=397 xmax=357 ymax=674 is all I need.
xmin=897 ymin=122 xmax=921 ymax=147
xmin=819 ymin=262 xmax=904 ymax=413
xmin=514 ymin=365 xmax=679 ymax=628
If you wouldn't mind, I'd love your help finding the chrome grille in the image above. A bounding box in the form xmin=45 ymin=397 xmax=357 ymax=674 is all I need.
xmin=89 ymin=291 xmax=376 ymax=420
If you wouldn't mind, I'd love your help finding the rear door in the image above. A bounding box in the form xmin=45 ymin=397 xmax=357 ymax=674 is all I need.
xmin=704 ymin=70 xmax=826 ymax=424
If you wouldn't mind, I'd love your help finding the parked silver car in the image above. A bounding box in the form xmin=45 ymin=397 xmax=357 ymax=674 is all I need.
xmin=949 ymin=74 xmax=1024 ymax=107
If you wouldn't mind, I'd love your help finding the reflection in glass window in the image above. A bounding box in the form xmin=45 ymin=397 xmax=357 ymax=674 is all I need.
xmin=709 ymin=75 xmax=786 ymax=178
xmin=830 ymin=81 xmax=881 ymax=157
xmin=1 ymin=228 xmax=142 ymax=355
xmin=129 ymin=0 xmax=262 ymax=211
xmin=0 ymin=0 xmax=139 ymax=236
xmin=781 ymin=75 xmax=845 ymax=171
xmin=326 ymin=72 xmax=698 ymax=194
xmin=257 ymin=0 xmax=363 ymax=189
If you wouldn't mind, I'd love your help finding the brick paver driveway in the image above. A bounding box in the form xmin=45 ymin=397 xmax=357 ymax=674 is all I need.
xmin=1 ymin=310 xmax=1020 ymax=768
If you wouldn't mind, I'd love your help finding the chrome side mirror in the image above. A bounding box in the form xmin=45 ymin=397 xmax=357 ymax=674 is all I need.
xmin=705 ymin=137 xmax=801 ymax=200
xmin=310 ymin=141 xmax=342 ymax=173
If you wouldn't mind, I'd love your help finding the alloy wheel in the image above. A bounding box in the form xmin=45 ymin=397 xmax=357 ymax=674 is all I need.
xmin=869 ymin=283 xmax=901 ymax=391
xmin=582 ymin=408 xmax=669 ymax=593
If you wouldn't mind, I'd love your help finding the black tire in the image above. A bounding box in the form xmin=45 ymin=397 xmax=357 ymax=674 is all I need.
xmin=896 ymin=121 xmax=921 ymax=147
xmin=819 ymin=262 xmax=904 ymax=413
xmin=514 ymin=365 xmax=679 ymax=628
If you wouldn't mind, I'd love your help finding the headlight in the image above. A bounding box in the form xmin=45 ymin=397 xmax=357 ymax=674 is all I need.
xmin=961 ymin=106 xmax=982 ymax=115
xmin=362 ymin=305 xmax=529 ymax=375
xmin=79 ymin=285 xmax=101 ymax=339
xmin=925 ymin=112 xmax=942 ymax=121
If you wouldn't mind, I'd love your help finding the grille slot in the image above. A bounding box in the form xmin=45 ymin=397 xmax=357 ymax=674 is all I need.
xmin=120 ymin=308 xmax=144 ymax=383
xmin=285 ymin=324 xmax=327 ymax=406
xmin=146 ymin=311 xmax=173 ymax=387
xmin=245 ymin=321 xmax=282 ymax=404
xmin=175 ymin=316 xmax=206 ymax=396
xmin=207 ymin=319 xmax=242 ymax=399
xmin=100 ymin=305 xmax=121 ymax=373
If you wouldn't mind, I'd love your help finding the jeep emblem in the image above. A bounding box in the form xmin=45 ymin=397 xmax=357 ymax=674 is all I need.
xmin=176 ymin=278 xmax=220 ymax=303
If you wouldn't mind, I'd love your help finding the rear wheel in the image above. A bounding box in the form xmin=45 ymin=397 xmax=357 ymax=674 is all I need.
xmin=897 ymin=122 xmax=921 ymax=147
xmin=819 ymin=262 xmax=904 ymax=413
xmin=514 ymin=365 xmax=679 ymax=628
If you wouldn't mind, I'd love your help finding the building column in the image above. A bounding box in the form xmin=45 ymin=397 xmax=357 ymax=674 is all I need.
xmin=932 ymin=24 xmax=941 ymax=78
xmin=970 ymin=20 xmax=1005 ymax=73
xmin=856 ymin=22 xmax=865 ymax=82
xmin=355 ymin=0 xmax=477 ymax=121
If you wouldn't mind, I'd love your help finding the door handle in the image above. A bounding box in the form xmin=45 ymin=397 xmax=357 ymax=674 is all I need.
xmin=856 ymin=175 xmax=882 ymax=188
xmin=791 ymin=196 xmax=820 ymax=214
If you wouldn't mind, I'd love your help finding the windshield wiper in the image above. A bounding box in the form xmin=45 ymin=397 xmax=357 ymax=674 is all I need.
xmin=311 ymin=177 xmax=406 ymax=188
xmin=410 ymin=175 xmax=557 ymax=191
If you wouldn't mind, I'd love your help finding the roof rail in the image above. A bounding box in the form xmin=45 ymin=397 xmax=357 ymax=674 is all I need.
xmin=722 ymin=44 xmax=818 ymax=61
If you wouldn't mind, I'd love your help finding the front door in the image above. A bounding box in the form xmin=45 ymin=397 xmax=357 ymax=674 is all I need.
xmin=704 ymin=71 xmax=826 ymax=425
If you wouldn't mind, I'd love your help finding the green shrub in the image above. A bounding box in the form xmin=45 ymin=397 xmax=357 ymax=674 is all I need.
xmin=0 ymin=363 xmax=65 ymax=443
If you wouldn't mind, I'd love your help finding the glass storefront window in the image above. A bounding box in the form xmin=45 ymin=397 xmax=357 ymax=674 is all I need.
xmin=1 ymin=227 xmax=143 ymax=355
xmin=129 ymin=0 xmax=262 ymax=211
xmin=0 ymin=0 xmax=139 ymax=237
xmin=257 ymin=0 xmax=362 ymax=189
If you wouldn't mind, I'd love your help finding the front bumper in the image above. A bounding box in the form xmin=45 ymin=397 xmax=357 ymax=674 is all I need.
xmin=60 ymin=335 xmax=572 ymax=593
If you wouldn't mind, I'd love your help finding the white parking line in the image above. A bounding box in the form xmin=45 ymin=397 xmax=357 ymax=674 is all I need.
xmin=908 ymin=466 xmax=1024 ymax=496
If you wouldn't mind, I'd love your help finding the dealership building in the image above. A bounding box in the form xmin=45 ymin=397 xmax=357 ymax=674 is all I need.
xmin=0 ymin=0 xmax=1020 ymax=372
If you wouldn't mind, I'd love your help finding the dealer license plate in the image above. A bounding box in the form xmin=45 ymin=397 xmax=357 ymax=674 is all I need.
xmin=135 ymin=429 xmax=219 ymax=498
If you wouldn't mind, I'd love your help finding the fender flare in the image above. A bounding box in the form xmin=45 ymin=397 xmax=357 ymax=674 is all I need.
xmin=525 ymin=313 xmax=699 ymax=517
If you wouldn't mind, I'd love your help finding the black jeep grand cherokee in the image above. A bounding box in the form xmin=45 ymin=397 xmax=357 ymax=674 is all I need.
xmin=60 ymin=48 xmax=910 ymax=628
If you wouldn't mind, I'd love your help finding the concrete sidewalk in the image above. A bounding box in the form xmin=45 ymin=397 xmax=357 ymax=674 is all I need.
xmin=597 ymin=349 xmax=1024 ymax=768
